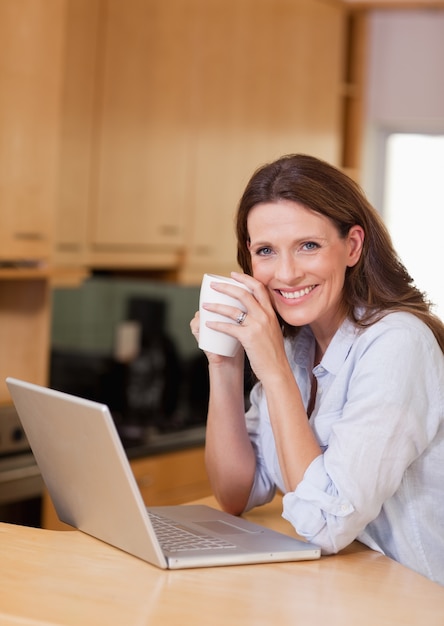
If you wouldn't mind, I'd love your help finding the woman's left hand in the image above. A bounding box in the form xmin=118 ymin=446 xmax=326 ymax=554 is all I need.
xmin=202 ymin=271 xmax=288 ymax=382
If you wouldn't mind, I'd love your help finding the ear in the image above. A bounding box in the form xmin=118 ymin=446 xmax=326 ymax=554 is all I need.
xmin=347 ymin=225 xmax=365 ymax=267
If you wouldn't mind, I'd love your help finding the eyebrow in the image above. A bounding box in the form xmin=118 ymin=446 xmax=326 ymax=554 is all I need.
xmin=249 ymin=235 xmax=327 ymax=247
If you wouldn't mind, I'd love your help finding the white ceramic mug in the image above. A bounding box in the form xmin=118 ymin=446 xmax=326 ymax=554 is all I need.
xmin=198 ymin=273 xmax=251 ymax=357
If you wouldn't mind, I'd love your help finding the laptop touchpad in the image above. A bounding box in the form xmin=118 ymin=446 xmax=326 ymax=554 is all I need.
xmin=195 ymin=520 xmax=263 ymax=535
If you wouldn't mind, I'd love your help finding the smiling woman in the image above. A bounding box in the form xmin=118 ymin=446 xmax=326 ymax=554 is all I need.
xmin=190 ymin=153 xmax=444 ymax=586
xmin=246 ymin=200 xmax=364 ymax=350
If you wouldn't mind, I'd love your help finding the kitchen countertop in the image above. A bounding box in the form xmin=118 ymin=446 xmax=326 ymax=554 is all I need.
xmin=1 ymin=494 xmax=443 ymax=625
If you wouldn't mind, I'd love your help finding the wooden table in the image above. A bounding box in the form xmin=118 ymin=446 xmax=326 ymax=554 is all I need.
xmin=0 ymin=495 xmax=443 ymax=625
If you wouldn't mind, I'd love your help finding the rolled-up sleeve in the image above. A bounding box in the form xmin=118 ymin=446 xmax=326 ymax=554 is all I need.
xmin=282 ymin=455 xmax=355 ymax=553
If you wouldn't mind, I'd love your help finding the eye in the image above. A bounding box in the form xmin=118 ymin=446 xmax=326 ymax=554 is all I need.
xmin=301 ymin=241 xmax=320 ymax=252
xmin=255 ymin=246 xmax=273 ymax=256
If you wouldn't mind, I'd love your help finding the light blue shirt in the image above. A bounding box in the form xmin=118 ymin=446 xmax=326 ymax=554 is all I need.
xmin=244 ymin=312 xmax=444 ymax=585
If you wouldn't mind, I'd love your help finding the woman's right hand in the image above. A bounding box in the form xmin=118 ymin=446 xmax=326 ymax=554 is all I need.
xmin=189 ymin=310 xmax=200 ymax=344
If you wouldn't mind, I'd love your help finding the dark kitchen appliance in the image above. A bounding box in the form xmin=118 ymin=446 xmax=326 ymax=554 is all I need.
xmin=0 ymin=405 xmax=43 ymax=526
xmin=49 ymin=295 xmax=211 ymax=447
xmin=0 ymin=405 xmax=29 ymax=455
xmin=121 ymin=296 xmax=183 ymax=429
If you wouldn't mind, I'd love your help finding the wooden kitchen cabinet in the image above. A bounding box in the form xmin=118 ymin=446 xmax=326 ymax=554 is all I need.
xmin=87 ymin=0 xmax=192 ymax=270
xmin=0 ymin=274 xmax=52 ymax=404
xmin=131 ymin=446 xmax=211 ymax=506
xmin=42 ymin=446 xmax=212 ymax=530
xmin=54 ymin=0 xmax=346 ymax=280
xmin=0 ymin=0 xmax=65 ymax=263
xmin=180 ymin=0 xmax=346 ymax=284
xmin=53 ymin=0 xmax=101 ymax=275
xmin=0 ymin=1 xmax=67 ymax=402
xmin=340 ymin=10 xmax=369 ymax=184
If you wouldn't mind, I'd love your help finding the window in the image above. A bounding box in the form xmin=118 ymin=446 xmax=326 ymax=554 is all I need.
xmin=382 ymin=133 xmax=444 ymax=319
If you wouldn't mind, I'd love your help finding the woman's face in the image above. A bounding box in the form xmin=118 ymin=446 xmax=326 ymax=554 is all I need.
xmin=247 ymin=200 xmax=364 ymax=347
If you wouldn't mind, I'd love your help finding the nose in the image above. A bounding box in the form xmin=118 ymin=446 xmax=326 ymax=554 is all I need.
xmin=274 ymin=252 xmax=303 ymax=284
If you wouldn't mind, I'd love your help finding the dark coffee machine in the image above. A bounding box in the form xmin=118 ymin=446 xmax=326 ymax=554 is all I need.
xmin=111 ymin=297 xmax=182 ymax=434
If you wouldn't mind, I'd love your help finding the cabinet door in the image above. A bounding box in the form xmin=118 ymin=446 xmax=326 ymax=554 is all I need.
xmin=88 ymin=0 xmax=193 ymax=268
xmin=132 ymin=447 xmax=211 ymax=506
xmin=181 ymin=0 xmax=346 ymax=283
xmin=0 ymin=277 xmax=51 ymax=403
xmin=0 ymin=0 xmax=65 ymax=262
xmin=54 ymin=0 xmax=101 ymax=271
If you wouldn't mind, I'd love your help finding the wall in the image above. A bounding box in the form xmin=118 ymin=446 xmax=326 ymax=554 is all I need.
xmin=51 ymin=278 xmax=200 ymax=359
xmin=362 ymin=8 xmax=444 ymax=204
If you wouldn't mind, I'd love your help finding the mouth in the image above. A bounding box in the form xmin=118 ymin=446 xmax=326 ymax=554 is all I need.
xmin=277 ymin=285 xmax=317 ymax=300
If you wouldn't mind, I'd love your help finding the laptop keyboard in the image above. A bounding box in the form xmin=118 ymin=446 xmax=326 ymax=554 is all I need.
xmin=148 ymin=511 xmax=236 ymax=553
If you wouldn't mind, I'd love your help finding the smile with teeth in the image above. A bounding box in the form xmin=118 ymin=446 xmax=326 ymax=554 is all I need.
xmin=279 ymin=285 xmax=316 ymax=299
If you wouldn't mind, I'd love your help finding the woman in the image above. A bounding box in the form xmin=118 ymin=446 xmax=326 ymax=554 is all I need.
xmin=190 ymin=154 xmax=444 ymax=585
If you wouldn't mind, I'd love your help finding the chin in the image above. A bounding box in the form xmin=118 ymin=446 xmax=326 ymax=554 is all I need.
xmin=277 ymin=311 xmax=313 ymax=328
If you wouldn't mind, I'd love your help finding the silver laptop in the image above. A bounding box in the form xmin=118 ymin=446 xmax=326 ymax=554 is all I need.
xmin=6 ymin=377 xmax=320 ymax=569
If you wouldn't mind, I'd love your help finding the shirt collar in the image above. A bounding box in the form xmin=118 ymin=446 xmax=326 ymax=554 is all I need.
xmin=291 ymin=317 xmax=360 ymax=375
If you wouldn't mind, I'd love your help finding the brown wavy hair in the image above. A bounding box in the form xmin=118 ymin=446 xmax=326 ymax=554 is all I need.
xmin=236 ymin=153 xmax=444 ymax=352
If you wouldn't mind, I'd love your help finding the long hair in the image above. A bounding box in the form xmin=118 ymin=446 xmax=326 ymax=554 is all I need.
xmin=236 ymin=153 xmax=444 ymax=352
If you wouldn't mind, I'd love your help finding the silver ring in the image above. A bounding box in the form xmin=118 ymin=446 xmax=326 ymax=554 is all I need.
xmin=236 ymin=311 xmax=247 ymax=325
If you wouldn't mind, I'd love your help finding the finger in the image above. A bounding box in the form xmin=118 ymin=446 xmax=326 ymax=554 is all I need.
xmin=230 ymin=272 xmax=271 ymax=308
xmin=190 ymin=315 xmax=200 ymax=338
xmin=201 ymin=302 xmax=245 ymax=323
xmin=235 ymin=311 xmax=248 ymax=325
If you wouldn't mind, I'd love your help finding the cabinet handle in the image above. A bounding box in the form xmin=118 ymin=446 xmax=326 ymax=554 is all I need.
xmin=14 ymin=232 xmax=45 ymax=241
xmin=194 ymin=245 xmax=212 ymax=256
xmin=57 ymin=243 xmax=81 ymax=252
xmin=159 ymin=225 xmax=179 ymax=236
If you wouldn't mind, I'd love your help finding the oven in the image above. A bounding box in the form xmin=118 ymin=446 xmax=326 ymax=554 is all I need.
xmin=0 ymin=405 xmax=43 ymax=526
